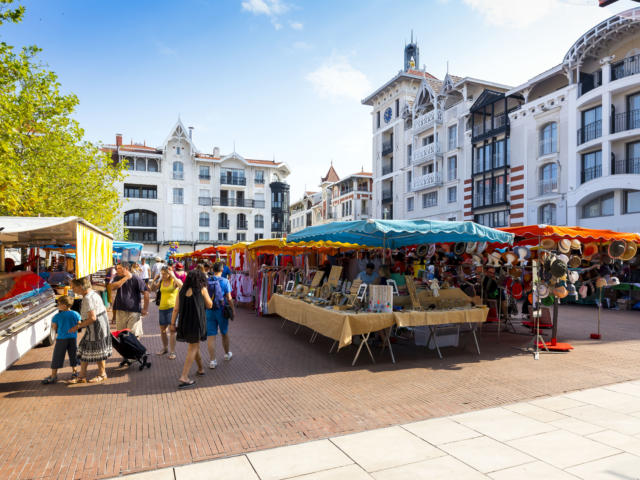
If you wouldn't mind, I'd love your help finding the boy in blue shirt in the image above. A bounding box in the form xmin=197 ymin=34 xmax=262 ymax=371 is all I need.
xmin=42 ymin=295 xmax=81 ymax=384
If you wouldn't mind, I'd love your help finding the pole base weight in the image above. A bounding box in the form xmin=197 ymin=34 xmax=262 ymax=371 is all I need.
xmin=590 ymin=333 xmax=601 ymax=339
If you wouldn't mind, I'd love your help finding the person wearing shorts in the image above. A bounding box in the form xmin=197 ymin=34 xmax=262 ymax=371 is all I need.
xmin=206 ymin=261 xmax=236 ymax=369
xmin=153 ymin=266 xmax=182 ymax=359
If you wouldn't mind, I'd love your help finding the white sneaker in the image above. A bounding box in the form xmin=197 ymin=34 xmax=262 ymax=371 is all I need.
xmin=224 ymin=351 xmax=233 ymax=361
xmin=209 ymin=360 xmax=217 ymax=369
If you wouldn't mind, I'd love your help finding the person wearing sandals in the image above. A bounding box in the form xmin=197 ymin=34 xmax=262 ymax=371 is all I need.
xmin=169 ymin=269 xmax=213 ymax=389
xmin=68 ymin=276 xmax=112 ymax=384
xmin=152 ymin=266 xmax=182 ymax=359
xmin=42 ymin=295 xmax=81 ymax=384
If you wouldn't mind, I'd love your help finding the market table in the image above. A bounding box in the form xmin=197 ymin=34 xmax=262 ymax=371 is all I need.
xmin=393 ymin=306 xmax=489 ymax=359
xmin=267 ymin=294 xmax=395 ymax=365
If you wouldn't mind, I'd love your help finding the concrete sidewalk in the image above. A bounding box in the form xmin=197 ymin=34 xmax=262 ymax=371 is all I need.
xmin=113 ymin=380 xmax=640 ymax=480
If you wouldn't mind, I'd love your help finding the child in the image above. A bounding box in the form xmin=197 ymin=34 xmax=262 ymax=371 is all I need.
xmin=42 ymin=295 xmax=81 ymax=384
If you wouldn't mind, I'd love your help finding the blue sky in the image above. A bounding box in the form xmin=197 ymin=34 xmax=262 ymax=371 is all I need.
xmin=3 ymin=0 xmax=639 ymax=199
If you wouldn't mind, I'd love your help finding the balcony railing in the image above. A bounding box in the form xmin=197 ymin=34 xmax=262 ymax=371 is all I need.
xmin=198 ymin=174 xmax=211 ymax=180
xmin=412 ymin=142 xmax=441 ymax=165
xmin=237 ymin=221 xmax=248 ymax=230
xmin=254 ymin=220 xmax=265 ymax=229
xmin=271 ymin=222 xmax=285 ymax=232
xmin=218 ymin=220 xmax=230 ymax=229
xmin=612 ymin=109 xmax=640 ymax=134
xmin=210 ymin=198 xmax=264 ymax=208
xmin=581 ymin=165 xmax=602 ymax=183
xmin=381 ymin=189 xmax=393 ymax=202
xmin=220 ymin=176 xmax=247 ymax=185
xmin=413 ymin=109 xmax=443 ymax=134
xmin=539 ymin=138 xmax=558 ymax=156
xmin=198 ymin=196 xmax=212 ymax=206
xmin=538 ymin=178 xmax=558 ymax=195
xmin=472 ymin=114 xmax=507 ymax=141
xmin=173 ymin=172 xmax=184 ymax=180
xmin=577 ymin=120 xmax=602 ymax=145
xmin=611 ymin=53 xmax=640 ymax=82
xmin=412 ymin=172 xmax=442 ymax=192
xmin=382 ymin=164 xmax=394 ymax=175
xmin=613 ymin=157 xmax=640 ymax=175
xmin=254 ymin=176 xmax=265 ymax=184
xmin=382 ymin=140 xmax=393 ymax=156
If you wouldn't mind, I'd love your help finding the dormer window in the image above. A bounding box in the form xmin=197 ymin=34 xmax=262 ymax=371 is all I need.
xmin=176 ymin=147 xmax=181 ymax=155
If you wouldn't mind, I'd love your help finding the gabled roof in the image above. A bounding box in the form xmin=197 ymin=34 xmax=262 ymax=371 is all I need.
xmin=469 ymin=89 xmax=506 ymax=112
xmin=321 ymin=164 xmax=340 ymax=183
xmin=101 ymin=144 xmax=163 ymax=155
xmin=164 ymin=118 xmax=197 ymax=152
xmin=362 ymin=69 xmax=439 ymax=105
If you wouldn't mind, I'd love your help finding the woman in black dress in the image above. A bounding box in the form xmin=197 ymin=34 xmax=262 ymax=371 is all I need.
xmin=170 ymin=269 xmax=213 ymax=388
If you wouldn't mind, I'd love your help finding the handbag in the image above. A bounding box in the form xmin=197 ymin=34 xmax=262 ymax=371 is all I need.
xmin=223 ymin=304 xmax=234 ymax=321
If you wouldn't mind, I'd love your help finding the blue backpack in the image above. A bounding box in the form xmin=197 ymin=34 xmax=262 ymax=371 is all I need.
xmin=207 ymin=275 xmax=225 ymax=310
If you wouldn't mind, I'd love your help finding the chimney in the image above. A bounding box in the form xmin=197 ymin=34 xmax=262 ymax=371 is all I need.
xmin=213 ymin=146 xmax=220 ymax=157
xmin=116 ymin=133 xmax=122 ymax=146
xmin=188 ymin=126 xmax=194 ymax=139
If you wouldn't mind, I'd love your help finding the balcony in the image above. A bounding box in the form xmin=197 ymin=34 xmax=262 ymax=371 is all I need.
xmin=612 ymin=109 xmax=640 ymax=134
xmin=381 ymin=189 xmax=393 ymax=202
xmin=218 ymin=220 xmax=230 ymax=229
xmin=255 ymin=220 xmax=265 ymax=229
xmin=382 ymin=140 xmax=393 ymax=156
xmin=254 ymin=176 xmax=265 ymax=184
xmin=581 ymin=165 xmax=602 ymax=183
xmin=613 ymin=157 xmax=640 ymax=175
xmin=472 ymin=114 xmax=507 ymax=142
xmin=412 ymin=172 xmax=442 ymax=192
xmin=611 ymin=53 xmax=640 ymax=82
xmin=210 ymin=198 xmax=263 ymax=208
xmin=173 ymin=172 xmax=184 ymax=180
xmin=538 ymin=178 xmax=558 ymax=195
xmin=198 ymin=174 xmax=211 ymax=180
xmin=237 ymin=221 xmax=248 ymax=230
xmin=198 ymin=196 xmax=212 ymax=206
xmin=271 ymin=222 xmax=286 ymax=232
xmin=382 ymin=163 xmax=394 ymax=175
xmin=220 ymin=176 xmax=247 ymax=186
xmin=412 ymin=142 xmax=441 ymax=165
xmin=539 ymin=138 xmax=558 ymax=157
xmin=577 ymin=120 xmax=601 ymax=145
xmin=413 ymin=109 xmax=443 ymax=134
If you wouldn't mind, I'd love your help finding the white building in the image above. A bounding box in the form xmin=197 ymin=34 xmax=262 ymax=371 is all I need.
xmin=509 ymin=7 xmax=640 ymax=232
xmin=290 ymin=191 xmax=321 ymax=233
xmin=103 ymin=119 xmax=290 ymax=255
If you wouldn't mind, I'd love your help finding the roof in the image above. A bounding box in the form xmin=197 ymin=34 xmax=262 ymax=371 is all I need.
xmin=452 ymin=76 xmax=513 ymax=92
xmin=305 ymin=190 xmax=318 ymax=195
xmin=101 ymin=144 xmax=163 ymax=154
xmin=469 ymin=89 xmax=506 ymax=111
xmin=321 ymin=165 xmax=340 ymax=183
xmin=0 ymin=216 xmax=113 ymax=246
xmin=361 ymin=69 xmax=439 ymax=105
xmin=506 ymin=64 xmax=564 ymax=97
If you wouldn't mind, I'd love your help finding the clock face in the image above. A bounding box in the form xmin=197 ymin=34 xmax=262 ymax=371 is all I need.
xmin=384 ymin=107 xmax=393 ymax=123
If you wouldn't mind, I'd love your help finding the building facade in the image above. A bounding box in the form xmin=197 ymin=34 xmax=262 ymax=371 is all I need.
xmin=103 ymin=120 xmax=290 ymax=254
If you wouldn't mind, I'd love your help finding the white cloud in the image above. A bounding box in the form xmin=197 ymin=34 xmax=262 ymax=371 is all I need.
xmin=306 ymin=56 xmax=371 ymax=101
xmin=241 ymin=0 xmax=288 ymax=16
xmin=462 ymin=0 xmax=560 ymax=28
xmin=293 ymin=41 xmax=311 ymax=50
xmin=290 ymin=21 xmax=303 ymax=30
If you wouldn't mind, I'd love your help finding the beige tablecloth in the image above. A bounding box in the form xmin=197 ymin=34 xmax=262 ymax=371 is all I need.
xmin=268 ymin=295 xmax=395 ymax=349
xmin=393 ymin=306 xmax=488 ymax=327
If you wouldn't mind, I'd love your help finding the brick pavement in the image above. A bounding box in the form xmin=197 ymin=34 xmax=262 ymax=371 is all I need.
xmin=1 ymin=303 xmax=639 ymax=480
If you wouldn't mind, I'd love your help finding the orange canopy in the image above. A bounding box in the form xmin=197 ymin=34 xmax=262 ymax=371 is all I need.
xmin=499 ymin=225 xmax=640 ymax=244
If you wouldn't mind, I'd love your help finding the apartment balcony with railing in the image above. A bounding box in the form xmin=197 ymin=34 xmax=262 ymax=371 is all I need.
xmin=412 ymin=172 xmax=442 ymax=192
xmin=611 ymin=53 xmax=640 ymax=82
xmin=210 ymin=198 xmax=265 ymax=208
xmin=538 ymin=178 xmax=558 ymax=195
xmin=382 ymin=140 xmax=393 ymax=156
xmin=412 ymin=142 xmax=441 ymax=165
xmin=612 ymin=109 xmax=640 ymax=134
xmin=581 ymin=165 xmax=602 ymax=183
xmin=382 ymin=162 xmax=394 ymax=175
xmin=220 ymin=176 xmax=247 ymax=186
xmin=198 ymin=174 xmax=211 ymax=180
xmin=413 ymin=109 xmax=443 ymax=134
xmin=198 ymin=196 xmax=212 ymax=206
xmin=539 ymin=138 xmax=558 ymax=156
xmin=612 ymin=157 xmax=640 ymax=175
xmin=218 ymin=220 xmax=230 ymax=229
xmin=577 ymin=120 xmax=602 ymax=145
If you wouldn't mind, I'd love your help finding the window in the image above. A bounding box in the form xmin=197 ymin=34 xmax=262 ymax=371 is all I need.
xmin=218 ymin=232 xmax=228 ymax=241
xmin=582 ymin=193 xmax=614 ymax=218
xmin=580 ymin=106 xmax=602 ymax=143
xmin=581 ymin=150 xmax=602 ymax=183
xmin=176 ymin=146 xmax=181 ymax=155
xmin=474 ymin=210 xmax=508 ymax=227
xmin=447 ymin=156 xmax=457 ymax=181
xmin=255 ymin=170 xmax=265 ymax=184
xmin=199 ymin=212 xmax=209 ymax=227
xmin=539 ymin=204 xmax=556 ymax=224
xmin=448 ymin=124 xmax=457 ymax=150
xmin=128 ymin=230 xmax=157 ymax=242
xmin=173 ymin=161 xmax=184 ymax=180
xmin=124 ymin=184 xmax=157 ymax=199
xmin=198 ymin=232 xmax=209 ymax=241
xmin=474 ymin=180 xmax=484 ymax=207
xmin=407 ymin=145 xmax=412 ymax=164
xmin=237 ymin=213 xmax=247 ymax=229
xmin=124 ymin=156 xmax=134 ymax=170
xmin=376 ymin=111 xmax=380 ymax=128
xmin=199 ymin=166 xmax=210 ymax=180
xmin=172 ymin=188 xmax=183 ymax=204
xmin=494 ymin=140 xmax=505 ymax=169
xmin=407 ymin=197 xmax=414 ymax=212
xmin=422 ymin=191 xmax=437 ymax=208
xmin=539 ymin=123 xmax=558 ymax=156
xmin=221 ymin=168 xmax=246 ymax=185
xmin=124 ymin=210 xmax=157 ymax=227
xmin=493 ymin=176 xmax=505 ymax=204
xmin=448 ymin=186 xmax=457 ymax=204
xmin=484 ymin=144 xmax=492 ymax=171
xmin=407 ymin=171 xmax=412 ymax=191
xmin=254 ymin=233 xmax=264 ymax=241
xmin=624 ymin=190 xmax=640 ymax=214
xmin=237 ymin=233 xmax=246 ymax=242
xmin=255 ymin=214 xmax=264 ymax=228
xmin=539 ymin=163 xmax=558 ymax=194
xmin=395 ymin=99 xmax=399 ymax=117
xmin=147 ymin=158 xmax=159 ymax=172
xmin=136 ymin=158 xmax=146 ymax=171
xmin=219 ymin=212 xmax=229 ymax=228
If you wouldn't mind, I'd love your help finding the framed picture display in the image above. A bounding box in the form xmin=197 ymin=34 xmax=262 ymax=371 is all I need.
xmin=285 ymin=280 xmax=295 ymax=293
xmin=386 ymin=279 xmax=399 ymax=296
xmin=356 ymin=283 xmax=368 ymax=301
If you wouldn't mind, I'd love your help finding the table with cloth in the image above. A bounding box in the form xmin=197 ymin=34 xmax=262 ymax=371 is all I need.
xmin=268 ymin=294 xmax=395 ymax=365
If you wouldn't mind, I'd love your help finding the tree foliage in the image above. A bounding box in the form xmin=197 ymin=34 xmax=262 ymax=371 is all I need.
xmin=0 ymin=0 xmax=126 ymax=237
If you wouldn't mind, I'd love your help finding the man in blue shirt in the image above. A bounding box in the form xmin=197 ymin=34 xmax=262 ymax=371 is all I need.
xmin=221 ymin=260 xmax=231 ymax=279
xmin=206 ymin=261 xmax=236 ymax=369
xmin=357 ymin=263 xmax=379 ymax=285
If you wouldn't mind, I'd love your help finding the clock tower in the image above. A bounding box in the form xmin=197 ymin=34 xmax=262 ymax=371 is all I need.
xmin=404 ymin=31 xmax=419 ymax=71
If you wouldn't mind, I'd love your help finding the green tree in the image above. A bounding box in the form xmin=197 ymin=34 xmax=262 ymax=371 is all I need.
xmin=0 ymin=0 xmax=127 ymax=237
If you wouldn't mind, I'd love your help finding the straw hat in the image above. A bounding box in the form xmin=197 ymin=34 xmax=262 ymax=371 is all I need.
xmin=476 ymin=242 xmax=488 ymax=254
xmin=550 ymin=259 xmax=568 ymax=278
xmin=568 ymin=255 xmax=582 ymax=268
xmin=621 ymin=242 xmax=638 ymax=261
xmin=502 ymin=251 xmax=518 ymax=266
xmin=440 ymin=243 xmax=451 ymax=254
xmin=583 ymin=242 xmax=598 ymax=260
xmin=595 ymin=277 xmax=607 ymax=289
xmin=554 ymin=285 xmax=568 ymax=299
xmin=558 ymin=239 xmax=571 ymax=254
xmin=514 ymin=246 xmax=530 ymax=262
xmin=556 ymin=254 xmax=569 ymax=265
xmin=465 ymin=242 xmax=478 ymax=254
xmin=472 ymin=253 xmax=484 ymax=266
xmin=608 ymin=240 xmax=627 ymax=259
xmin=568 ymin=271 xmax=580 ymax=284
xmin=487 ymin=251 xmax=502 ymax=267
xmin=454 ymin=242 xmax=466 ymax=255
xmin=537 ymin=283 xmax=550 ymax=298
xmin=416 ymin=244 xmax=428 ymax=258
xmin=607 ymin=276 xmax=621 ymax=286
xmin=510 ymin=265 xmax=523 ymax=278
xmin=541 ymin=238 xmax=556 ymax=250
xmin=570 ymin=239 xmax=582 ymax=252
xmin=427 ymin=244 xmax=436 ymax=258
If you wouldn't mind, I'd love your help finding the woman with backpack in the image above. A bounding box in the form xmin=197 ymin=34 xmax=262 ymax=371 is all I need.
xmin=169 ymin=269 xmax=213 ymax=389
xmin=152 ymin=266 xmax=182 ymax=359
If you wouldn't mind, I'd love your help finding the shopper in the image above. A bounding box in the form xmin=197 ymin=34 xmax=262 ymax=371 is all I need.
xmin=170 ymin=269 xmax=213 ymax=389
xmin=152 ymin=266 xmax=182 ymax=359
xmin=109 ymin=262 xmax=149 ymax=338
xmin=151 ymin=257 xmax=164 ymax=282
xmin=174 ymin=262 xmax=187 ymax=283
xmin=206 ymin=261 xmax=236 ymax=369
xmin=69 ymin=277 xmax=112 ymax=384
xmin=140 ymin=258 xmax=151 ymax=286
xmin=42 ymin=295 xmax=81 ymax=384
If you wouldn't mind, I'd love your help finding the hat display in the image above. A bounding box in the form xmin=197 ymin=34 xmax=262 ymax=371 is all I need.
xmin=568 ymin=255 xmax=582 ymax=268
xmin=583 ymin=242 xmax=598 ymax=260
xmin=487 ymin=251 xmax=502 ymax=267
xmin=554 ymin=285 xmax=568 ymax=299
xmin=541 ymin=238 xmax=556 ymax=250
xmin=465 ymin=242 xmax=477 ymax=254
xmin=556 ymin=254 xmax=569 ymax=265
xmin=502 ymin=251 xmax=518 ymax=266
xmin=511 ymin=280 xmax=523 ymax=300
xmin=550 ymin=259 xmax=568 ymax=278
xmin=567 ymin=283 xmax=578 ymax=299
xmin=472 ymin=253 xmax=484 ymax=266
xmin=558 ymin=239 xmax=571 ymax=254
xmin=579 ymin=284 xmax=589 ymax=299
xmin=621 ymin=242 xmax=638 ymax=262
xmin=476 ymin=242 xmax=488 ymax=254
xmin=570 ymin=239 xmax=582 ymax=252
xmin=416 ymin=244 xmax=428 ymax=258
xmin=510 ymin=266 xmax=523 ymax=278
xmin=608 ymin=240 xmax=627 ymax=259
xmin=607 ymin=276 xmax=621 ymax=286
xmin=595 ymin=277 xmax=608 ymax=289
xmin=427 ymin=244 xmax=436 ymax=258
xmin=454 ymin=242 xmax=466 ymax=255
xmin=601 ymin=254 xmax=613 ymax=265
xmin=537 ymin=283 xmax=550 ymax=298
xmin=542 ymin=294 xmax=556 ymax=307
xmin=514 ymin=246 xmax=530 ymax=262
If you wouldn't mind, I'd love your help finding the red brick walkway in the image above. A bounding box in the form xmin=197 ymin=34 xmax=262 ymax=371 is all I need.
xmin=1 ymin=303 xmax=639 ymax=480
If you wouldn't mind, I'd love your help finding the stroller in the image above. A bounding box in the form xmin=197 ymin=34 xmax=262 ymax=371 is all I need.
xmin=111 ymin=329 xmax=151 ymax=370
